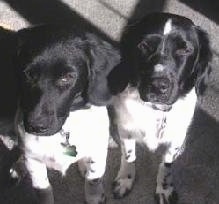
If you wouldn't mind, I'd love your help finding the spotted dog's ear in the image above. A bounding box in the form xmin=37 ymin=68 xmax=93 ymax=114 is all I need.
xmin=194 ymin=26 xmax=212 ymax=96
xmin=87 ymin=39 xmax=121 ymax=106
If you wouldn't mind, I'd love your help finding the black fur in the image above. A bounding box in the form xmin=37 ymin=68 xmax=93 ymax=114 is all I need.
xmin=0 ymin=27 xmax=20 ymax=191
xmin=15 ymin=24 xmax=120 ymax=136
xmin=109 ymin=12 xmax=212 ymax=104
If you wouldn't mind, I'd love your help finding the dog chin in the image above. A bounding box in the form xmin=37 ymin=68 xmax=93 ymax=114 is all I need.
xmin=25 ymin=127 xmax=62 ymax=137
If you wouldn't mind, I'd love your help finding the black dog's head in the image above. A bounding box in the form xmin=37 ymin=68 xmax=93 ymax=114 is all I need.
xmin=119 ymin=13 xmax=212 ymax=105
xmin=16 ymin=25 xmax=120 ymax=136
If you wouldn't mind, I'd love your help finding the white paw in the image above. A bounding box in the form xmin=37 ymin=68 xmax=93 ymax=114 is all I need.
xmin=78 ymin=157 xmax=91 ymax=177
xmin=155 ymin=187 xmax=178 ymax=204
xmin=85 ymin=179 xmax=106 ymax=204
xmin=85 ymin=193 xmax=106 ymax=204
xmin=113 ymin=175 xmax=134 ymax=199
xmin=155 ymin=163 xmax=178 ymax=204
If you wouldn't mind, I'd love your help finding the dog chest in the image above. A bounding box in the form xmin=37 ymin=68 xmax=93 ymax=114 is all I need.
xmin=22 ymin=105 xmax=110 ymax=172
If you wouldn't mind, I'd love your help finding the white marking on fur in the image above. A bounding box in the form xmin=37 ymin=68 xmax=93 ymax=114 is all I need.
xmin=21 ymin=105 xmax=110 ymax=176
xmin=154 ymin=64 xmax=165 ymax=73
xmin=112 ymin=87 xmax=164 ymax=150
xmin=162 ymin=88 xmax=196 ymax=150
xmin=25 ymin=157 xmax=50 ymax=189
xmin=123 ymin=139 xmax=136 ymax=163
xmin=156 ymin=163 xmax=173 ymax=200
xmin=163 ymin=19 xmax=172 ymax=35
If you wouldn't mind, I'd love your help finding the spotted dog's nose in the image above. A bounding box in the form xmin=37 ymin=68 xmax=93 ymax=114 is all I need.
xmin=151 ymin=78 xmax=170 ymax=94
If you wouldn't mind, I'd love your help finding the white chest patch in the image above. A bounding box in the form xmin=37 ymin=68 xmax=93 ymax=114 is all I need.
xmin=21 ymin=105 xmax=110 ymax=173
xmin=113 ymin=87 xmax=197 ymax=151
xmin=163 ymin=19 xmax=172 ymax=35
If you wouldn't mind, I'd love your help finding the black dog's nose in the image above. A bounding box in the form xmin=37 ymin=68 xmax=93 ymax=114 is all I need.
xmin=28 ymin=123 xmax=48 ymax=134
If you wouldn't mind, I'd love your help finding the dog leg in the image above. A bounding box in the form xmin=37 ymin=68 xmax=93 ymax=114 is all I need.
xmin=84 ymin=153 xmax=107 ymax=204
xmin=113 ymin=138 xmax=136 ymax=198
xmin=25 ymin=157 xmax=54 ymax=204
xmin=155 ymin=146 xmax=179 ymax=204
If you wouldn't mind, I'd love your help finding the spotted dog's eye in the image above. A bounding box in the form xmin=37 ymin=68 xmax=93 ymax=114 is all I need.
xmin=175 ymin=41 xmax=194 ymax=56
xmin=57 ymin=72 xmax=77 ymax=88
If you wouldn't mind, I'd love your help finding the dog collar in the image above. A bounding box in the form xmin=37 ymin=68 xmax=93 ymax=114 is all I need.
xmin=152 ymin=104 xmax=172 ymax=112
xmin=60 ymin=129 xmax=77 ymax=157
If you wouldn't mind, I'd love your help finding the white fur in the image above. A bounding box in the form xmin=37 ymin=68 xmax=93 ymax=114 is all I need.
xmin=156 ymin=163 xmax=173 ymax=203
xmin=154 ymin=64 xmax=165 ymax=73
xmin=25 ymin=157 xmax=50 ymax=189
xmin=21 ymin=105 xmax=110 ymax=188
xmin=163 ymin=19 xmax=172 ymax=35
xmin=112 ymin=86 xmax=197 ymax=198
xmin=113 ymin=87 xmax=196 ymax=152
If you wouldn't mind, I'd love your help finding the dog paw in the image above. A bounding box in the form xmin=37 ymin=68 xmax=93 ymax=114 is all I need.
xmin=155 ymin=185 xmax=178 ymax=204
xmin=112 ymin=175 xmax=134 ymax=199
xmin=78 ymin=158 xmax=91 ymax=178
xmin=85 ymin=178 xmax=106 ymax=204
xmin=35 ymin=186 xmax=54 ymax=204
xmin=85 ymin=192 xmax=106 ymax=204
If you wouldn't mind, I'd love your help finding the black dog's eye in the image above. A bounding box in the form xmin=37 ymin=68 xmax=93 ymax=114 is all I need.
xmin=137 ymin=35 xmax=161 ymax=56
xmin=175 ymin=41 xmax=194 ymax=56
xmin=137 ymin=41 xmax=152 ymax=53
xmin=56 ymin=72 xmax=77 ymax=88
xmin=24 ymin=68 xmax=39 ymax=85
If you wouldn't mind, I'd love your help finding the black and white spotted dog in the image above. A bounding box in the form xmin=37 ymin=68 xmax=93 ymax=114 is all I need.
xmin=108 ymin=13 xmax=212 ymax=203
xmin=15 ymin=24 xmax=120 ymax=204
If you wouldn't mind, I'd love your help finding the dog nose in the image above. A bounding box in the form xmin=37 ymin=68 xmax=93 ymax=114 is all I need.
xmin=28 ymin=123 xmax=48 ymax=134
xmin=151 ymin=78 xmax=170 ymax=94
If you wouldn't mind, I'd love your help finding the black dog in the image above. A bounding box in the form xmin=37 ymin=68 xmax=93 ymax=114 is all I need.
xmin=108 ymin=13 xmax=211 ymax=203
xmin=0 ymin=27 xmax=20 ymax=193
xmin=15 ymin=24 xmax=120 ymax=204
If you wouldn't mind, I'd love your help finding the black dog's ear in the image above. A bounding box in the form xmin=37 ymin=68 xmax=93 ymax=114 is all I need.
xmin=87 ymin=40 xmax=121 ymax=106
xmin=107 ymin=61 xmax=130 ymax=95
xmin=194 ymin=26 xmax=212 ymax=96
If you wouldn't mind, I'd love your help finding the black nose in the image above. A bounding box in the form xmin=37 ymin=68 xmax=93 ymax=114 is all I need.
xmin=151 ymin=78 xmax=170 ymax=94
xmin=27 ymin=123 xmax=48 ymax=134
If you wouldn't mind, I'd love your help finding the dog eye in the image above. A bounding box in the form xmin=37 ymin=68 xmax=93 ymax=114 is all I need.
xmin=175 ymin=42 xmax=194 ymax=56
xmin=57 ymin=72 xmax=77 ymax=87
xmin=137 ymin=41 xmax=152 ymax=53
xmin=24 ymin=69 xmax=39 ymax=84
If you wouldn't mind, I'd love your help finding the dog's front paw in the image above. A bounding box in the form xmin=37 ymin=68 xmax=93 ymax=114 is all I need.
xmin=35 ymin=186 xmax=54 ymax=204
xmin=85 ymin=178 xmax=106 ymax=204
xmin=85 ymin=193 xmax=106 ymax=204
xmin=112 ymin=174 xmax=134 ymax=199
xmin=155 ymin=188 xmax=178 ymax=204
xmin=155 ymin=162 xmax=178 ymax=203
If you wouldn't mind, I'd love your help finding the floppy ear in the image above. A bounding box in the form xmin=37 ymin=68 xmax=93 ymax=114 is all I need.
xmin=87 ymin=41 xmax=121 ymax=106
xmin=194 ymin=27 xmax=212 ymax=96
xmin=107 ymin=61 xmax=130 ymax=95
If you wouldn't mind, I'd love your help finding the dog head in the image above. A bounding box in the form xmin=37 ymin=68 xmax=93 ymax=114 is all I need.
xmin=16 ymin=25 xmax=119 ymax=135
xmin=121 ymin=13 xmax=211 ymax=105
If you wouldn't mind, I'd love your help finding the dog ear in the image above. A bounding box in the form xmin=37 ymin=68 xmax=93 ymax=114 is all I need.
xmin=87 ymin=41 xmax=121 ymax=106
xmin=194 ymin=27 xmax=212 ymax=96
xmin=107 ymin=61 xmax=130 ymax=95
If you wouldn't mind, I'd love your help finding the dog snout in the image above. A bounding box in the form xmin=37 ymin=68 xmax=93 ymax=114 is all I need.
xmin=28 ymin=123 xmax=48 ymax=134
xmin=151 ymin=78 xmax=170 ymax=94
xmin=26 ymin=119 xmax=49 ymax=134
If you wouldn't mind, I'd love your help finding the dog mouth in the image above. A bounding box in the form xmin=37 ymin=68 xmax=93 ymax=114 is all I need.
xmin=139 ymin=77 xmax=175 ymax=105
xmin=23 ymin=116 xmax=67 ymax=136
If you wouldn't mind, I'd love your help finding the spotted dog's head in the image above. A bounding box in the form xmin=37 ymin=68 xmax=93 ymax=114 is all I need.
xmin=16 ymin=25 xmax=119 ymax=136
xmin=117 ymin=13 xmax=212 ymax=105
